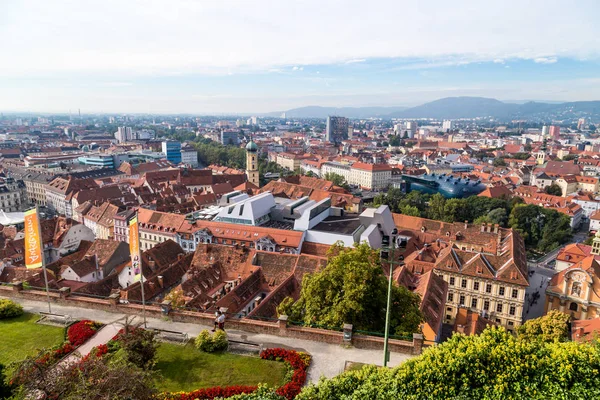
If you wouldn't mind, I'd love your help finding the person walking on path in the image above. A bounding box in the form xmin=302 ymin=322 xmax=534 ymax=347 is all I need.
xmin=217 ymin=311 xmax=226 ymax=331
xmin=212 ymin=310 xmax=221 ymax=332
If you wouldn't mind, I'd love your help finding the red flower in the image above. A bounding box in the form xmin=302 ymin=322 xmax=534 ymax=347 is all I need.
xmin=68 ymin=320 xmax=99 ymax=346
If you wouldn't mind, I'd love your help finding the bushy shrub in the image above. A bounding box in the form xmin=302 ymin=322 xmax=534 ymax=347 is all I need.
xmin=195 ymin=330 xmax=228 ymax=352
xmin=212 ymin=330 xmax=228 ymax=352
xmin=0 ymin=299 xmax=23 ymax=319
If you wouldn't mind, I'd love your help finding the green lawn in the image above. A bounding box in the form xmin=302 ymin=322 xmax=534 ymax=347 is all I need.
xmin=0 ymin=313 xmax=65 ymax=366
xmin=155 ymin=343 xmax=287 ymax=392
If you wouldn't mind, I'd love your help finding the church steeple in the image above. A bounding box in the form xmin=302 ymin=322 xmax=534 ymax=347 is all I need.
xmin=245 ymin=139 xmax=259 ymax=187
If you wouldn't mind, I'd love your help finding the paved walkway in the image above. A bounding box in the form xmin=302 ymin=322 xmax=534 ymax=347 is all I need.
xmin=7 ymin=297 xmax=415 ymax=382
xmin=60 ymin=323 xmax=121 ymax=367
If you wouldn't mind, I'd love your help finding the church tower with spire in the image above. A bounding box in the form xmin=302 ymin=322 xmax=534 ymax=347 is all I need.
xmin=245 ymin=140 xmax=260 ymax=187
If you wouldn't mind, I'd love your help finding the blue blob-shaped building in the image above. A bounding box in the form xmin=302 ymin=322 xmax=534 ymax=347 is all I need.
xmin=402 ymin=173 xmax=486 ymax=198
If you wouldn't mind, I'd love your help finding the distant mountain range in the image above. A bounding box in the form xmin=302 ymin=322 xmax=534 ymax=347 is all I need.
xmin=270 ymin=97 xmax=600 ymax=120
xmin=266 ymin=106 xmax=408 ymax=119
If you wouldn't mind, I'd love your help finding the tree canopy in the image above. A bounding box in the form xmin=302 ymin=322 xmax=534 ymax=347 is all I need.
xmin=517 ymin=309 xmax=570 ymax=343
xmin=296 ymin=325 xmax=600 ymax=400
xmin=277 ymin=243 xmax=423 ymax=336
xmin=323 ymin=172 xmax=351 ymax=191
xmin=544 ymin=183 xmax=563 ymax=196
xmin=371 ymin=190 xmax=571 ymax=253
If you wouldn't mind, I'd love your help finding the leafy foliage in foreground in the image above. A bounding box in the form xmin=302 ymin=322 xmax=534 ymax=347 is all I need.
xmin=296 ymin=326 xmax=600 ymax=400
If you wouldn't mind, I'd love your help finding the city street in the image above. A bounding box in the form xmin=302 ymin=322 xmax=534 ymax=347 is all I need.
xmin=523 ymin=265 xmax=555 ymax=321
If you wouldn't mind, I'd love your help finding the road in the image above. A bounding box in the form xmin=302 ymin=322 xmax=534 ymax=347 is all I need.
xmin=6 ymin=297 xmax=415 ymax=383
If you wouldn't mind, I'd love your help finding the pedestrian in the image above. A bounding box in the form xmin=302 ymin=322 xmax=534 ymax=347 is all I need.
xmin=212 ymin=310 xmax=221 ymax=332
xmin=217 ymin=311 xmax=226 ymax=331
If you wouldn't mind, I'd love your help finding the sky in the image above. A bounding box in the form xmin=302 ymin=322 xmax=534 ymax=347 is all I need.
xmin=1 ymin=0 xmax=600 ymax=114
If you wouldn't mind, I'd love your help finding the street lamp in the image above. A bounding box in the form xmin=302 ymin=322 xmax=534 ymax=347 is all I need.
xmin=381 ymin=228 xmax=404 ymax=367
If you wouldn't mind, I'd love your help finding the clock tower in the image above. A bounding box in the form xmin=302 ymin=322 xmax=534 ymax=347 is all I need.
xmin=245 ymin=140 xmax=260 ymax=187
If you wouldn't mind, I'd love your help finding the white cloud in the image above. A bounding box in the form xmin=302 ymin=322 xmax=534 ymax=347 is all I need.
xmin=345 ymin=59 xmax=367 ymax=64
xmin=534 ymin=57 xmax=558 ymax=64
xmin=0 ymin=0 xmax=597 ymax=77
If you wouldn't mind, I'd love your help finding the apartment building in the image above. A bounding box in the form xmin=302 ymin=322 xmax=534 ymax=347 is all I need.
xmin=350 ymin=162 xmax=392 ymax=190
xmin=395 ymin=216 xmax=529 ymax=331
xmin=23 ymin=172 xmax=55 ymax=206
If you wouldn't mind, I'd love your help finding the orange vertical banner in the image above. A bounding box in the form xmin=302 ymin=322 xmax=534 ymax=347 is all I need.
xmin=24 ymin=208 xmax=43 ymax=269
xmin=129 ymin=214 xmax=142 ymax=281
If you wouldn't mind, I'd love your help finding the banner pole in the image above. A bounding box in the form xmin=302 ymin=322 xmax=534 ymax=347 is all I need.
xmin=37 ymin=207 xmax=51 ymax=313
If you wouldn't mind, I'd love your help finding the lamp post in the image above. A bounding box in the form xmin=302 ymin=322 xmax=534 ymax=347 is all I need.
xmin=382 ymin=228 xmax=402 ymax=367
xmin=382 ymin=228 xmax=407 ymax=367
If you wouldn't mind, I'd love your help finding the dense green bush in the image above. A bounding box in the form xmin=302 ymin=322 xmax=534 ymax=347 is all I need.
xmin=296 ymin=326 xmax=600 ymax=400
xmin=0 ymin=299 xmax=23 ymax=319
xmin=195 ymin=329 xmax=228 ymax=352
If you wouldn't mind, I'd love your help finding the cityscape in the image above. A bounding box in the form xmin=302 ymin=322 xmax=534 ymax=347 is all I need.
xmin=1 ymin=1 xmax=600 ymax=400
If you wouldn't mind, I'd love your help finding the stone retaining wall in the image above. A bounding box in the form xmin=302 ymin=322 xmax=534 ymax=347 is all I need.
xmin=0 ymin=283 xmax=423 ymax=355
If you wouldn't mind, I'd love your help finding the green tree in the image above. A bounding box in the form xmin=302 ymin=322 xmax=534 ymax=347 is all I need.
xmin=561 ymin=154 xmax=578 ymax=161
xmin=323 ymin=172 xmax=350 ymax=190
xmin=486 ymin=208 xmax=508 ymax=226
xmin=296 ymin=326 xmax=600 ymax=400
xmin=389 ymin=135 xmax=402 ymax=147
xmin=280 ymin=243 xmax=423 ymax=335
xmin=517 ymin=310 xmax=570 ymax=343
xmin=118 ymin=328 xmax=159 ymax=370
xmin=400 ymin=205 xmax=421 ymax=217
xmin=427 ymin=193 xmax=446 ymax=221
xmin=544 ymin=183 xmax=563 ymax=196
xmin=493 ymin=158 xmax=507 ymax=167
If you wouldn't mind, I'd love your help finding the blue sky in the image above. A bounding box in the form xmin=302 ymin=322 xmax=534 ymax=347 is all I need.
xmin=1 ymin=0 xmax=599 ymax=114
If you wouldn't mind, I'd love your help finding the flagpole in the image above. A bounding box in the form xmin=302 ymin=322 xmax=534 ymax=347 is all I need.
xmin=36 ymin=206 xmax=52 ymax=313
xmin=137 ymin=212 xmax=147 ymax=328
xmin=129 ymin=211 xmax=146 ymax=328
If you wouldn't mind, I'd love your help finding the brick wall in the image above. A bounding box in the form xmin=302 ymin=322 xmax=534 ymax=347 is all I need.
xmin=0 ymin=284 xmax=422 ymax=355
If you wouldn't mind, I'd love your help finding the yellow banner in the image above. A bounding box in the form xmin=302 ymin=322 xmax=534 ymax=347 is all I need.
xmin=129 ymin=215 xmax=142 ymax=281
xmin=24 ymin=208 xmax=43 ymax=269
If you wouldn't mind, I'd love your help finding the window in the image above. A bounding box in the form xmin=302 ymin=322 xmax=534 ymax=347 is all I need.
xmin=461 ymin=279 xmax=467 ymax=288
xmin=483 ymin=300 xmax=490 ymax=311
xmin=569 ymin=302 xmax=578 ymax=312
xmin=449 ymin=277 xmax=455 ymax=286
xmin=512 ymin=289 xmax=518 ymax=299
xmin=496 ymin=303 xmax=503 ymax=313
xmin=448 ymin=293 xmax=454 ymax=302
xmin=499 ymin=287 xmax=505 ymax=296
xmin=473 ymin=282 xmax=480 ymax=291
xmin=508 ymin=321 xmax=514 ymax=326
xmin=471 ymin=298 xmax=478 ymax=308
xmin=447 ymin=307 xmax=452 ymax=312
xmin=459 ymin=295 xmax=465 ymax=306
xmin=486 ymin=284 xmax=492 ymax=293
xmin=509 ymin=305 xmax=516 ymax=315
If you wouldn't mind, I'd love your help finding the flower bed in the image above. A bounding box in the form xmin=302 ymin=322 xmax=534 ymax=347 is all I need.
xmin=67 ymin=320 xmax=102 ymax=346
xmin=260 ymin=348 xmax=310 ymax=400
xmin=161 ymin=348 xmax=311 ymax=400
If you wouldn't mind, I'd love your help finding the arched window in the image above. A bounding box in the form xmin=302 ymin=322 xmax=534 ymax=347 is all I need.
xmin=569 ymin=302 xmax=578 ymax=312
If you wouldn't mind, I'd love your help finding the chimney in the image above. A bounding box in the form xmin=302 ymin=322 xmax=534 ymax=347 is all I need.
xmin=148 ymin=260 xmax=156 ymax=269
xmin=493 ymin=224 xmax=499 ymax=234
xmin=157 ymin=275 xmax=164 ymax=288
xmin=480 ymin=223 xmax=486 ymax=233
xmin=177 ymin=253 xmax=184 ymax=261
xmin=464 ymin=220 xmax=468 ymax=229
